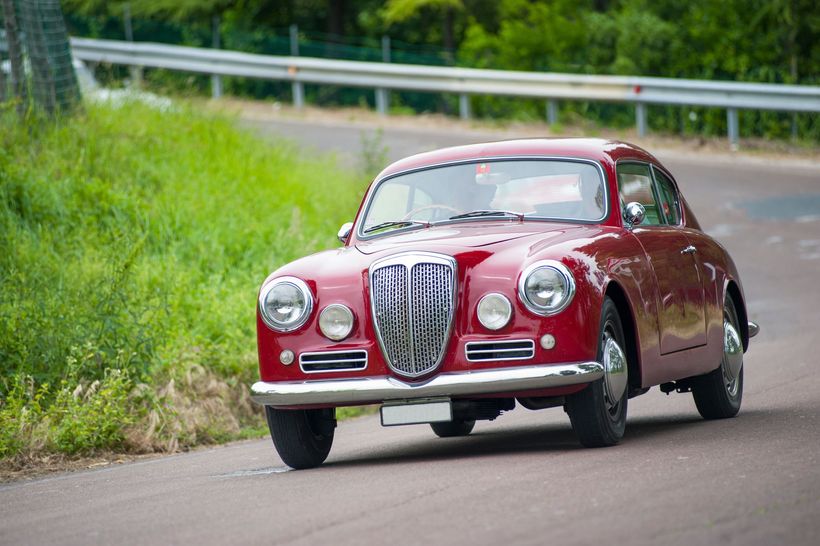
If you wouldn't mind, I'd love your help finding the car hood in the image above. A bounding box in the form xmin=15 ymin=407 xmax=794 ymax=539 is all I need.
xmin=265 ymin=221 xmax=616 ymax=288
xmin=355 ymin=222 xmax=549 ymax=255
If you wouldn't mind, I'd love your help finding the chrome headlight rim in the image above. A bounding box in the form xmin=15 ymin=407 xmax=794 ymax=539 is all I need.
xmin=319 ymin=303 xmax=355 ymax=341
xmin=517 ymin=260 xmax=576 ymax=317
xmin=258 ymin=276 xmax=314 ymax=332
xmin=477 ymin=292 xmax=513 ymax=331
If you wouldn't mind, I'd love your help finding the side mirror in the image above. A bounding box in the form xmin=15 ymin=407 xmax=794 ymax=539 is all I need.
xmin=623 ymin=202 xmax=646 ymax=228
xmin=337 ymin=222 xmax=353 ymax=244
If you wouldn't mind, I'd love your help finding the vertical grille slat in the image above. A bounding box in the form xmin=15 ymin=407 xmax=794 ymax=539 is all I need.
xmin=370 ymin=254 xmax=456 ymax=378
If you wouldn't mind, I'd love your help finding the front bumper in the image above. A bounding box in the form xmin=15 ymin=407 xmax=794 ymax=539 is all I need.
xmin=251 ymin=361 xmax=603 ymax=407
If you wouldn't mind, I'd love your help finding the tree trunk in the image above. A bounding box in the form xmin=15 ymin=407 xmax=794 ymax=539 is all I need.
xmin=18 ymin=0 xmax=57 ymax=114
xmin=328 ymin=0 xmax=345 ymax=38
xmin=1 ymin=0 xmax=27 ymax=113
xmin=443 ymin=7 xmax=455 ymax=64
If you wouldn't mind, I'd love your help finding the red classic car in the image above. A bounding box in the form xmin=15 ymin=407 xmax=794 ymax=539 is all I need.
xmin=251 ymin=138 xmax=758 ymax=469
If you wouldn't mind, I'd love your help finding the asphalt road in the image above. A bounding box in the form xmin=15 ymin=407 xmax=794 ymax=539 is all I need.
xmin=2 ymin=118 xmax=819 ymax=546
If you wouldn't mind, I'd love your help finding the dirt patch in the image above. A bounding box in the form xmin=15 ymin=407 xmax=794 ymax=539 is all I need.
xmin=0 ymin=452 xmax=166 ymax=484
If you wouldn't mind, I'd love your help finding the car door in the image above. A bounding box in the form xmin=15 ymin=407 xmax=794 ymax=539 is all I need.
xmin=617 ymin=162 xmax=707 ymax=354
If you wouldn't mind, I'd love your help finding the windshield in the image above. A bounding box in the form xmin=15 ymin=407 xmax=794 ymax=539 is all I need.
xmin=359 ymin=159 xmax=606 ymax=236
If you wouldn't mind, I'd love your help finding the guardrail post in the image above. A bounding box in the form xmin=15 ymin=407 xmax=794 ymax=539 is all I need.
xmin=546 ymin=100 xmax=558 ymax=125
xmin=289 ymin=24 xmax=304 ymax=109
xmin=122 ymin=4 xmax=142 ymax=88
xmin=211 ymin=16 xmax=222 ymax=99
xmin=635 ymin=102 xmax=647 ymax=137
xmin=459 ymin=93 xmax=470 ymax=120
xmin=375 ymin=35 xmax=390 ymax=116
xmin=727 ymin=108 xmax=739 ymax=150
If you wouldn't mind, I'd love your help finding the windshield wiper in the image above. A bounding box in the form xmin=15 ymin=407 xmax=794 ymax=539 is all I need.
xmin=448 ymin=209 xmax=526 ymax=221
xmin=362 ymin=220 xmax=431 ymax=234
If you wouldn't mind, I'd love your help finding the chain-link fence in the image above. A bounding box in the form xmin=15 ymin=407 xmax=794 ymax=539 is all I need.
xmin=1 ymin=0 xmax=80 ymax=114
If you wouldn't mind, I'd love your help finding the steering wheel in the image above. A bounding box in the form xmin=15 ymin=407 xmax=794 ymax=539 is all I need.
xmin=400 ymin=204 xmax=461 ymax=221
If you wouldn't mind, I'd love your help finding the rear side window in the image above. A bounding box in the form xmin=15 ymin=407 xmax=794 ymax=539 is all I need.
xmin=652 ymin=168 xmax=681 ymax=225
xmin=616 ymin=163 xmax=662 ymax=225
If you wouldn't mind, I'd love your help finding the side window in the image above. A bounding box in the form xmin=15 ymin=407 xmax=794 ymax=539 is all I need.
xmin=652 ymin=168 xmax=681 ymax=225
xmin=616 ymin=163 xmax=662 ymax=226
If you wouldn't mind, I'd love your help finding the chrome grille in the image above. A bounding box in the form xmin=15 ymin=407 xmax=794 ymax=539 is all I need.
xmin=465 ymin=339 xmax=535 ymax=362
xmin=299 ymin=350 xmax=368 ymax=373
xmin=370 ymin=253 xmax=456 ymax=378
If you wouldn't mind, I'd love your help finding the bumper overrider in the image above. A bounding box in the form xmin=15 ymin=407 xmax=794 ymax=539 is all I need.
xmin=251 ymin=361 xmax=604 ymax=407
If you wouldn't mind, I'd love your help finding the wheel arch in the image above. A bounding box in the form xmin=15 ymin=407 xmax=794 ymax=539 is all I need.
xmin=725 ymin=280 xmax=749 ymax=351
xmin=604 ymin=280 xmax=642 ymax=390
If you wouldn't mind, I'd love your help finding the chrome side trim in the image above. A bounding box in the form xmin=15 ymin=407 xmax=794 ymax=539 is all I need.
xmin=251 ymin=361 xmax=603 ymax=407
xmin=465 ymin=339 xmax=535 ymax=362
xmin=748 ymin=321 xmax=759 ymax=338
xmin=299 ymin=350 xmax=368 ymax=374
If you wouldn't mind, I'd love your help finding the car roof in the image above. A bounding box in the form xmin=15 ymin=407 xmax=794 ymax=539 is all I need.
xmin=376 ymin=138 xmax=660 ymax=179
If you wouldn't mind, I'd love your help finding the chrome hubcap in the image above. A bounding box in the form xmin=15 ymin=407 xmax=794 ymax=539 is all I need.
xmin=602 ymin=333 xmax=627 ymax=411
xmin=723 ymin=318 xmax=743 ymax=396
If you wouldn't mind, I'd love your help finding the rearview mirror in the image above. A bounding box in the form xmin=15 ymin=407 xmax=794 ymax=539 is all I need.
xmin=337 ymin=222 xmax=353 ymax=244
xmin=623 ymin=202 xmax=646 ymax=228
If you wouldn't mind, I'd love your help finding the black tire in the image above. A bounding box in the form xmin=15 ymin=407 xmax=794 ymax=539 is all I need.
xmin=430 ymin=419 xmax=476 ymax=438
xmin=566 ymin=297 xmax=628 ymax=448
xmin=265 ymin=406 xmax=335 ymax=469
xmin=691 ymin=295 xmax=743 ymax=420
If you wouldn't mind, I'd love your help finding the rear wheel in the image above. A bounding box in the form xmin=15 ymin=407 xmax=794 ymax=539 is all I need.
xmin=430 ymin=419 xmax=475 ymax=438
xmin=691 ymin=295 xmax=743 ymax=419
xmin=566 ymin=297 xmax=629 ymax=447
xmin=265 ymin=406 xmax=335 ymax=469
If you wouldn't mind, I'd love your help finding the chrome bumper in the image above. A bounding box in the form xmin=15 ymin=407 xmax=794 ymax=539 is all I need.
xmin=748 ymin=321 xmax=760 ymax=338
xmin=251 ymin=361 xmax=603 ymax=407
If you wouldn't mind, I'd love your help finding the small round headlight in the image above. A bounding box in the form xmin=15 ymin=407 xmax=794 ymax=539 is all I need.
xmin=258 ymin=277 xmax=313 ymax=332
xmin=319 ymin=304 xmax=354 ymax=341
xmin=518 ymin=261 xmax=575 ymax=316
xmin=477 ymin=293 xmax=512 ymax=331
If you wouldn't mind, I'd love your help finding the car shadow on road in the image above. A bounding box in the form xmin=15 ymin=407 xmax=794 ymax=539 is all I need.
xmin=322 ymin=408 xmax=773 ymax=470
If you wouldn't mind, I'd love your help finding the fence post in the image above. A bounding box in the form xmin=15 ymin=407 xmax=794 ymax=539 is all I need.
xmin=635 ymin=102 xmax=647 ymax=137
xmin=546 ymin=100 xmax=558 ymax=125
xmin=123 ymin=4 xmax=142 ymax=87
xmin=374 ymin=35 xmax=390 ymax=116
xmin=211 ymin=16 xmax=222 ymax=99
xmin=727 ymin=108 xmax=739 ymax=150
xmin=289 ymin=24 xmax=304 ymax=109
xmin=459 ymin=93 xmax=471 ymax=120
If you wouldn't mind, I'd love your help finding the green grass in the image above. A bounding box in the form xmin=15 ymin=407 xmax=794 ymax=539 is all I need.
xmin=0 ymin=99 xmax=368 ymax=460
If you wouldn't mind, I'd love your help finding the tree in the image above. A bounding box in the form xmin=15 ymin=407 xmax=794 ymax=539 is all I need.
xmin=383 ymin=0 xmax=464 ymax=57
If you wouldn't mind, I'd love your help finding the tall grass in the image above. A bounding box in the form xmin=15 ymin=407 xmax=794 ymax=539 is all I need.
xmin=0 ymin=100 xmax=367 ymax=460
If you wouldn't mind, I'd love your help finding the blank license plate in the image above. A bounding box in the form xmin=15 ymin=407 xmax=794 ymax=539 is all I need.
xmin=380 ymin=400 xmax=452 ymax=426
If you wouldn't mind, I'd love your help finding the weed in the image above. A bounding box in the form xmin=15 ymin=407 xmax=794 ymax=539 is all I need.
xmin=0 ymin=98 xmax=368 ymax=460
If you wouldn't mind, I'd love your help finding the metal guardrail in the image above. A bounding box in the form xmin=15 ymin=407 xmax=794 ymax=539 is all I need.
xmin=64 ymin=37 xmax=820 ymax=145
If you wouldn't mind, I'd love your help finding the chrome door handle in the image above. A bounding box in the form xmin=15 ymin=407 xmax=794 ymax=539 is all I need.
xmin=681 ymin=245 xmax=697 ymax=255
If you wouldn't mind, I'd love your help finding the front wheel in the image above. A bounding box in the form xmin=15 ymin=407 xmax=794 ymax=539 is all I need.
xmin=691 ymin=295 xmax=743 ymax=419
xmin=430 ymin=419 xmax=475 ymax=438
xmin=265 ymin=406 xmax=336 ymax=469
xmin=565 ymin=297 xmax=629 ymax=447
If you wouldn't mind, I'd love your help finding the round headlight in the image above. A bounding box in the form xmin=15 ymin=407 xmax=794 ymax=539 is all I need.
xmin=319 ymin=304 xmax=354 ymax=341
xmin=518 ymin=261 xmax=575 ymax=316
xmin=258 ymin=277 xmax=313 ymax=332
xmin=477 ymin=293 xmax=512 ymax=331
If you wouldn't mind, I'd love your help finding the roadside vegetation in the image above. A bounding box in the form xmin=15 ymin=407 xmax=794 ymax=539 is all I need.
xmin=0 ymin=99 xmax=368 ymax=467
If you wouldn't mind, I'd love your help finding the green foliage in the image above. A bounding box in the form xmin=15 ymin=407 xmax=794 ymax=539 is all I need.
xmin=0 ymin=356 xmax=132 ymax=456
xmin=0 ymin=99 xmax=367 ymax=459
xmin=383 ymin=0 xmax=464 ymax=24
